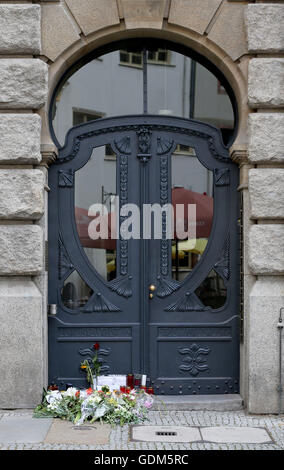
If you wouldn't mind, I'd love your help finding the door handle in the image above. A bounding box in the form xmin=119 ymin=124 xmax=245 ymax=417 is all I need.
xmin=149 ymin=284 xmax=156 ymax=299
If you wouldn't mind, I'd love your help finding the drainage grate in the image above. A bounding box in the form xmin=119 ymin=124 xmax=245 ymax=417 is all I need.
xmin=72 ymin=425 xmax=97 ymax=431
xmin=131 ymin=425 xmax=201 ymax=443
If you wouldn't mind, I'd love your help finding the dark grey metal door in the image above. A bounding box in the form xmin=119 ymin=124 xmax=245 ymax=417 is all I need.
xmin=48 ymin=115 xmax=240 ymax=394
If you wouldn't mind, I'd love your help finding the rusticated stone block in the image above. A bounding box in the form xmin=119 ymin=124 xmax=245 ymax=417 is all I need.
xmin=168 ymin=0 xmax=222 ymax=35
xmin=248 ymin=59 xmax=284 ymax=108
xmin=249 ymin=169 xmax=284 ymax=219
xmin=249 ymin=225 xmax=284 ymax=275
xmin=0 ymin=5 xmax=41 ymax=54
xmin=0 ymin=59 xmax=48 ymax=109
xmin=248 ymin=113 xmax=284 ymax=163
xmin=245 ymin=4 xmax=284 ymax=53
xmin=121 ymin=0 xmax=167 ymax=29
xmin=0 ymin=277 xmax=44 ymax=408
xmin=0 ymin=225 xmax=43 ymax=275
xmin=208 ymin=3 xmax=247 ymax=60
xmin=248 ymin=276 xmax=284 ymax=414
xmin=65 ymin=0 xmax=119 ymax=36
xmin=0 ymin=170 xmax=45 ymax=220
xmin=41 ymin=4 xmax=80 ymax=61
xmin=0 ymin=114 xmax=41 ymax=164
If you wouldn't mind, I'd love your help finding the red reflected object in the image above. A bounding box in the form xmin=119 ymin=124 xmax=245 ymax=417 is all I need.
xmin=147 ymin=387 xmax=154 ymax=395
xmin=127 ymin=374 xmax=134 ymax=389
xmin=120 ymin=386 xmax=126 ymax=393
xmin=172 ymin=187 xmax=213 ymax=239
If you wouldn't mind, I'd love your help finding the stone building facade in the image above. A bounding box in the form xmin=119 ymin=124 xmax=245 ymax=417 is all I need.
xmin=0 ymin=0 xmax=283 ymax=414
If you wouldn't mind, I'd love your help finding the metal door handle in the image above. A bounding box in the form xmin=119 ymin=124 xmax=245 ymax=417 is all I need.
xmin=149 ymin=285 xmax=156 ymax=299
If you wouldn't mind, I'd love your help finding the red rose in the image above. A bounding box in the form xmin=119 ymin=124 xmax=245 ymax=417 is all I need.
xmin=86 ymin=387 xmax=93 ymax=395
xmin=75 ymin=391 xmax=80 ymax=398
xmin=94 ymin=342 xmax=100 ymax=351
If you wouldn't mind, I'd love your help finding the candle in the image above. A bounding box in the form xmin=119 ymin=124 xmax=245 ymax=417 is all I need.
xmin=141 ymin=374 xmax=147 ymax=386
xmin=147 ymin=387 xmax=154 ymax=395
xmin=127 ymin=374 xmax=134 ymax=389
xmin=120 ymin=385 xmax=126 ymax=393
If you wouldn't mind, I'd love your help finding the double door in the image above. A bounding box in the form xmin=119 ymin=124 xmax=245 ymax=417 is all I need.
xmin=48 ymin=115 xmax=240 ymax=395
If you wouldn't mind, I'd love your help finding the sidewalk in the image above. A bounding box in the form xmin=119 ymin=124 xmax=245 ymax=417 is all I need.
xmin=0 ymin=409 xmax=283 ymax=450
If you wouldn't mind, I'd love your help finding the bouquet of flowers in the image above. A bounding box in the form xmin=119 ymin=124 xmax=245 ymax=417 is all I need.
xmin=34 ymin=386 xmax=154 ymax=427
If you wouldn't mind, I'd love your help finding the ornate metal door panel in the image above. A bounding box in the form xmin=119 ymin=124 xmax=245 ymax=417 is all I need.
xmin=48 ymin=115 xmax=239 ymax=394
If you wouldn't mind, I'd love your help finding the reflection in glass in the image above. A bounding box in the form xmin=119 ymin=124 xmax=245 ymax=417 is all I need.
xmin=171 ymin=145 xmax=213 ymax=281
xmin=51 ymin=44 xmax=234 ymax=147
xmin=62 ymin=270 xmax=93 ymax=309
xmin=193 ymin=63 xmax=234 ymax=145
xmin=195 ymin=270 xmax=227 ymax=309
xmin=75 ymin=145 xmax=117 ymax=282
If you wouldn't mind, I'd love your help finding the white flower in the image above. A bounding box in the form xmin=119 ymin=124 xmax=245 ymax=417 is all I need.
xmin=64 ymin=387 xmax=78 ymax=398
xmin=46 ymin=390 xmax=62 ymax=404
xmin=90 ymin=395 xmax=102 ymax=405
xmin=79 ymin=390 xmax=88 ymax=400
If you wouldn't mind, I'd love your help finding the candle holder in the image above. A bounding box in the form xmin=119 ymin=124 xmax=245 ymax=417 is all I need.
xmin=127 ymin=374 xmax=134 ymax=389
xmin=134 ymin=376 xmax=140 ymax=389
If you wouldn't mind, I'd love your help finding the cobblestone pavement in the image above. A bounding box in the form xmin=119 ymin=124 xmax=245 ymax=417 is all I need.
xmin=0 ymin=409 xmax=283 ymax=450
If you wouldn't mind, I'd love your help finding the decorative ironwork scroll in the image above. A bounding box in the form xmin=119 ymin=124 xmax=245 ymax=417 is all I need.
xmin=81 ymin=292 xmax=120 ymax=313
xmin=165 ymin=291 xmax=208 ymax=312
xmin=178 ymin=343 xmax=210 ymax=377
xmin=79 ymin=346 xmax=112 ymax=375
xmin=137 ymin=127 xmax=151 ymax=163
xmin=58 ymin=238 xmax=74 ymax=280
xmin=157 ymin=137 xmax=181 ymax=296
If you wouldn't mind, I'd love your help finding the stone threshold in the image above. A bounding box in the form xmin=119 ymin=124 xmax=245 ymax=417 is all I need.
xmin=151 ymin=394 xmax=243 ymax=411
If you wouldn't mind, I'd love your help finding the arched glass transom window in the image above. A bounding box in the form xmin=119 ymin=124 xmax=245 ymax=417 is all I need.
xmin=51 ymin=39 xmax=236 ymax=149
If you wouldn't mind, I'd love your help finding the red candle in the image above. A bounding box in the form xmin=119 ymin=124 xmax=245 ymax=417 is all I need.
xmin=127 ymin=374 xmax=134 ymax=389
xmin=147 ymin=387 xmax=154 ymax=395
xmin=126 ymin=386 xmax=131 ymax=394
xmin=140 ymin=386 xmax=146 ymax=391
xmin=120 ymin=385 xmax=126 ymax=393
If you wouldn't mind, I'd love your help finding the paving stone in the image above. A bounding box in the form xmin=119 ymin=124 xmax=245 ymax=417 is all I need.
xmin=0 ymin=415 xmax=52 ymax=444
xmin=44 ymin=419 xmax=111 ymax=446
xmin=200 ymin=426 xmax=272 ymax=444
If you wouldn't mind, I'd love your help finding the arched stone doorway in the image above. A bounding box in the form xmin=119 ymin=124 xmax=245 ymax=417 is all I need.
xmin=46 ymin=31 xmax=241 ymax=394
xmin=1 ymin=1 xmax=283 ymax=413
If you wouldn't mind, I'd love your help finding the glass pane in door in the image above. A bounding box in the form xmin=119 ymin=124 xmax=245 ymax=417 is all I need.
xmin=171 ymin=144 xmax=214 ymax=282
xmin=74 ymin=145 xmax=117 ymax=282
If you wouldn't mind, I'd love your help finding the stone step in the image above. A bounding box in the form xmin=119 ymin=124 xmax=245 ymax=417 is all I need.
xmin=151 ymin=394 xmax=244 ymax=411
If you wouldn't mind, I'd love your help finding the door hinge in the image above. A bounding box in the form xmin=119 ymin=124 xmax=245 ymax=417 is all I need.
xmin=48 ymin=304 xmax=57 ymax=316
